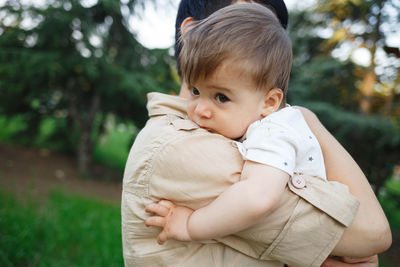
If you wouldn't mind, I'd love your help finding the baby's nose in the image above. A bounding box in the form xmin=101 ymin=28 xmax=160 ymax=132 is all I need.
xmin=195 ymin=100 xmax=212 ymax=119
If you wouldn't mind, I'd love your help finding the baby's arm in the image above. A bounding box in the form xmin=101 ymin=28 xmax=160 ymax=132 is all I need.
xmin=187 ymin=161 xmax=289 ymax=240
xmin=146 ymin=161 xmax=289 ymax=243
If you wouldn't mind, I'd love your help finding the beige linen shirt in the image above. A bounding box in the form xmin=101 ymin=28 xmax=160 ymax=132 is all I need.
xmin=121 ymin=92 xmax=360 ymax=267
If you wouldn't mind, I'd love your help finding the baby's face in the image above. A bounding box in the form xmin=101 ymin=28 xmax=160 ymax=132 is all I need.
xmin=187 ymin=63 xmax=266 ymax=139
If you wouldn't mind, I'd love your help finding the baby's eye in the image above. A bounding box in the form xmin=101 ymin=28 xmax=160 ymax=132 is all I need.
xmin=190 ymin=87 xmax=200 ymax=96
xmin=216 ymin=93 xmax=230 ymax=103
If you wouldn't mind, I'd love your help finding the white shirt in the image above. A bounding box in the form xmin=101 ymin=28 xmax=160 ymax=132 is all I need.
xmin=235 ymin=106 xmax=326 ymax=179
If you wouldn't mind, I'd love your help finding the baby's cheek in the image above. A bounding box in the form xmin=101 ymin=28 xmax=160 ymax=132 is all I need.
xmin=238 ymin=126 xmax=248 ymax=138
xmin=227 ymin=125 xmax=247 ymax=140
xmin=186 ymin=106 xmax=195 ymax=120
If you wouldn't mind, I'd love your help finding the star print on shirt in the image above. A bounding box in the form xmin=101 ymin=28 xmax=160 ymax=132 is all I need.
xmin=308 ymin=156 xmax=314 ymax=162
xmin=284 ymin=162 xmax=288 ymax=166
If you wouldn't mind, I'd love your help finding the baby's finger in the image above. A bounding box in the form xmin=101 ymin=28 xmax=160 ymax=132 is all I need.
xmin=158 ymin=200 xmax=175 ymax=209
xmin=145 ymin=216 xmax=166 ymax=228
xmin=157 ymin=230 xmax=168 ymax=245
xmin=145 ymin=203 xmax=170 ymax=216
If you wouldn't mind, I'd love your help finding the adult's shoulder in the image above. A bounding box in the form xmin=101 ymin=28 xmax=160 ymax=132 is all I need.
xmin=161 ymin=130 xmax=242 ymax=166
xmin=153 ymin=129 xmax=244 ymax=181
xmin=150 ymin=130 xmax=244 ymax=209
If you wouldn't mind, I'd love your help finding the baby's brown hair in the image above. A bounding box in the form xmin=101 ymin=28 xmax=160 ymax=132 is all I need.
xmin=180 ymin=3 xmax=292 ymax=101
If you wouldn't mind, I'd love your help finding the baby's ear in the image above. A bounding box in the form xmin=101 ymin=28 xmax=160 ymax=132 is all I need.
xmin=180 ymin=17 xmax=195 ymax=35
xmin=261 ymin=88 xmax=283 ymax=117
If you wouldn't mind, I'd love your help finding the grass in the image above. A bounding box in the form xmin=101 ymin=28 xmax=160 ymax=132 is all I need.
xmin=0 ymin=190 xmax=123 ymax=267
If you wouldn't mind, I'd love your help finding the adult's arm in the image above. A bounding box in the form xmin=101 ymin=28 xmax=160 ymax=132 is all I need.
xmin=321 ymin=255 xmax=379 ymax=267
xmin=297 ymin=107 xmax=392 ymax=257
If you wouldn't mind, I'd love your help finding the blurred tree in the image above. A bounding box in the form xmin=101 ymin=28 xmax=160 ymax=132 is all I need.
xmin=288 ymin=11 xmax=360 ymax=111
xmin=315 ymin=0 xmax=400 ymax=117
xmin=288 ymin=9 xmax=400 ymax=194
xmin=0 ymin=0 xmax=178 ymax=174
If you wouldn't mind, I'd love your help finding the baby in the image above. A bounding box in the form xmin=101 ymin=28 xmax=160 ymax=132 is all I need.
xmin=146 ymin=3 xmax=349 ymax=245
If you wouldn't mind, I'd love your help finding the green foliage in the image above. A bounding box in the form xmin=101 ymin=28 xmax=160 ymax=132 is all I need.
xmin=94 ymin=119 xmax=136 ymax=171
xmin=0 ymin=190 xmax=123 ymax=267
xmin=289 ymin=55 xmax=358 ymax=109
xmin=0 ymin=115 xmax=76 ymax=153
xmin=303 ymin=101 xmax=400 ymax=192
xmin=288 ymin=9 xmax=400 ymax=192
xmin=288 ymin=10 xmax=359 ymax=109
xmin=380 ymin=176 xmax=400 ymax=230
xmin=0 ymin=114 xmax=134 ymax=171
xmin=0 ymin=115 xmax=27 ymax=142
xmin=314 ymin=0 xmax=400 ymax=115
xmin=0 ymin=0 xmax=179 ymax=173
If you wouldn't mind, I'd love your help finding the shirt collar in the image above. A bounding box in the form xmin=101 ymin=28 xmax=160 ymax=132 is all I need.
xmin=147 ymin=92 xmax=188 ymax=118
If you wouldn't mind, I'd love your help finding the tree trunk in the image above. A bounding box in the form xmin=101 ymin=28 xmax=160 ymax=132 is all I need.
xmin=359 ymin=71 xmax=376 ymax=114
xmin=77 ymin=93 xmax=100 ymax=175
xmin=78 ymin=130 xmax=92 ymax=175
xmin=359 ymin=0 xmax=383 ymax=114
xmin=67 ymin=81 xmax=101 ymax=175
xmin=381 ymin=88 xmax=395 ymax=117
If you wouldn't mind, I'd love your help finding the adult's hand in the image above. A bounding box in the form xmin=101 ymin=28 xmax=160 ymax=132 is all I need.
xmin=321 ymin=255 xmax=378 ymax=267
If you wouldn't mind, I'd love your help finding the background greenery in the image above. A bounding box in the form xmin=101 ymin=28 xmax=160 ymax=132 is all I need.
xmin=0 ymin=0 xmax=399 ymax=265
xmin=0 ymin=190 xmax=122 ymax=267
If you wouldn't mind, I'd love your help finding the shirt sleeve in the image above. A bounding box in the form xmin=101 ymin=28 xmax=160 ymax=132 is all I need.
xmin=236 ymin=118 xmax=298 ymax=177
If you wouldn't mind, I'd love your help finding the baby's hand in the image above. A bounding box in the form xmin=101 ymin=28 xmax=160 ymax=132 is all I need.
xmin=145 ymin=200 xmax=194 ymax=245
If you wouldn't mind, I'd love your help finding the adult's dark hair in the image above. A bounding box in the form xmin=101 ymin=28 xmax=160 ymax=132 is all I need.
xmin=174 ymin=0 xmax=289 ymax=77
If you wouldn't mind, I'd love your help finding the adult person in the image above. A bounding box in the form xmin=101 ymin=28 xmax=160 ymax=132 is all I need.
xmin=121 ymin=0 xmax=391 ymax=266
xmin=146 ymin=2 xmax=359 ymax=254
